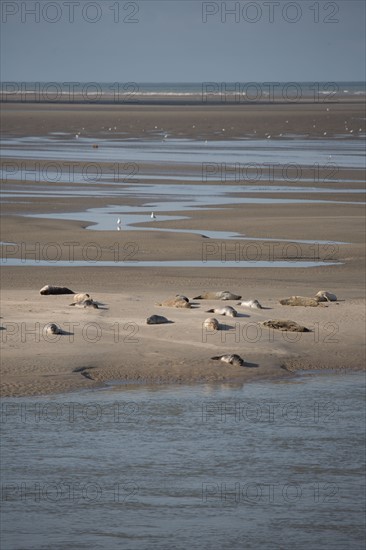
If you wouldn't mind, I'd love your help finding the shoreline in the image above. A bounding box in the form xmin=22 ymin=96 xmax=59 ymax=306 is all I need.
xmin=2 ymin=366 xmax=362 ymax=401
xmin=3 ymin=98 xmax=366 ymax=106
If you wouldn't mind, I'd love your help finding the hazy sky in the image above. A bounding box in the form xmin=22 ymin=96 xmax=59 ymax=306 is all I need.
xmin=1 ymin=0 xmax=365 ymax=82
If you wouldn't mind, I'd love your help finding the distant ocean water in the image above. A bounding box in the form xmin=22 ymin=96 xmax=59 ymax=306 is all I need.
xmin=1 ymin=81 xmax=365 ymax=103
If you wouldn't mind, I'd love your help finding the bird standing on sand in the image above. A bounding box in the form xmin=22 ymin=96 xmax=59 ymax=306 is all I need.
xmin=117 ymin=217 xmax=121 ymax=225
xmin=151 ymin=212 xmax=156 ymax=219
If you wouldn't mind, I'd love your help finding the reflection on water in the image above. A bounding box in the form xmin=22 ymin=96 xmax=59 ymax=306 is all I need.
xmin=23 ymin=204 xmax=350 ymax=243
xmin=1 ymin=136 xmax=364 ymax=249
xmin=1 ymin=372 xmax=365 ymax=549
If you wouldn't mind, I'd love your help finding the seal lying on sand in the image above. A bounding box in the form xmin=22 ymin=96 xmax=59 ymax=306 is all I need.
xmin=280 ymin=296 xmax=320 ymax=307
xmin=40 ymin=285 xmax=74 ymax=295
xmin=146 ymin=315 xmax=172 ymax=325
xmin=211 ymin=354 xmax=245 ymax=367
xmin=156 ymin=296 xmax=191 ymax=308
xmin=44 ymin=323 xmax=63 ymax=335
xmin=203 ymin=318 xmax=220 ymax=330
xmin=70 ymin=298 xmax=98 ymax=309
xmin=238 ymin=299 xmax=263 ymax=309
xmin=261 ymin=319 xmax=310 ymax=332
xmin=194 ymin=291 xmax=241 ymax=301
xmin=72 ymin=293 xmax=90 ymax=304
xmin=315 ymin=290 xmax=337 ymax=302
xmin=206 ymin=306 xmax=237 ymax=317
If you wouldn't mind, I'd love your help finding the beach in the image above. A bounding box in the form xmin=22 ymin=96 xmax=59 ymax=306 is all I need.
xmin=1 ymin=102 xmax=365 ymax=397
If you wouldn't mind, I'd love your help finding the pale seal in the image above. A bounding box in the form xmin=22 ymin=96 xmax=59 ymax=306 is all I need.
xmin=206 ymin=306 xmax=237 ymax=317
xmin=280 ymin=296 xmax=319 ymax=307
xmin=70 ymin=298 xmax=98 ymax=309
xmin=211 ymin=354 xmax=245 ymax=367
xmin=238 ymin=299 xmax=263 ymax=309
xmin=315 ymin=290 xmax=337 ymax=302
xmin=40 ymin=285 xmax=74 ymax=295
xmin=146 ymin=315 xmax=172 ymax=324
xmin=194 ymin=290 xmax=241 ymax=301
xmin=203 ymin=318 xmax=220 ymax=330
xmin=261 ymin=319 xmax=310 ymax=332
xmin=71 ymin=293 xmax=90 ymax=304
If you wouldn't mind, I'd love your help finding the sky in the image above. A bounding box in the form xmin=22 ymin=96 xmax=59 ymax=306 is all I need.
xmin=1 ymin=0 xmax=365 ymax=82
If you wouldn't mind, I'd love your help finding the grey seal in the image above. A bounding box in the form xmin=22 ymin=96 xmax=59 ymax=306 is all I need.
xmin=261 ymin=319 xmax=310 ymax=332
xmin=211 ymin=354 xmax=245 ymax=367
xmin=146 ymin=315 xmax=172 ymax=325
xmin=40 ymin=285 xmax=74 ymax=295
xmin=44 ymin=323 xmax=63 ymax=335
xmin=280 ymin=296 xmax=320 ymax=307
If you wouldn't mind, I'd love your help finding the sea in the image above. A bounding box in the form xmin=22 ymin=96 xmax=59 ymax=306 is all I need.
xmin=1 ymin=81 xmax=365 ymax=103
xmin=1 ymin=372 xmax=365 ymax=549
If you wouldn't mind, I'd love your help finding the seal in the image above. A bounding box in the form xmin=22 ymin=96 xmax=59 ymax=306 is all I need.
xmin=146 ymin=315 xmax=172 ymax=324
xmin=40 ymin=285 xmax=74 ymax=295
xmin=211 ymin=354 xmax=245 ymax=367
xmin=70 ymin=298 xmax=98 ymax=309
xmin=194 ymin=290 xmax=241 ymax=301
xmin=203 ymin=318 xmax=220 ymax=330
xmin=238 ymin=299 xmax=263 ymax=309
xmin=71 ymin=293 xmax=90 ymax=304
xmin=44 ymin=323 xmax=63 ymax=335
xmin=280 ymin=296 xmax=320 ymax=307
xmin=156 ymin=296 xmax=191 ymax=308
xmin=206 ymin=306 xmax=237 ymax=317
xmin=261 ymin=319 xmax=310 ymax=332
xmin=315 ymin=290 xmax=337 ymax=302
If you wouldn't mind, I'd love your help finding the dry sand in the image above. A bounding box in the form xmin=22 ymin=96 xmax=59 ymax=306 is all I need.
xmin=1 ymin=103 xmax=365 ymax=397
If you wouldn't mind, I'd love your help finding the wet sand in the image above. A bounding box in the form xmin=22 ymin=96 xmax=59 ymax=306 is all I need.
xmin=1 ymin=101 xmax=365 ymax=139
xmin=1 ymin=103 xmax=365 ymax=396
